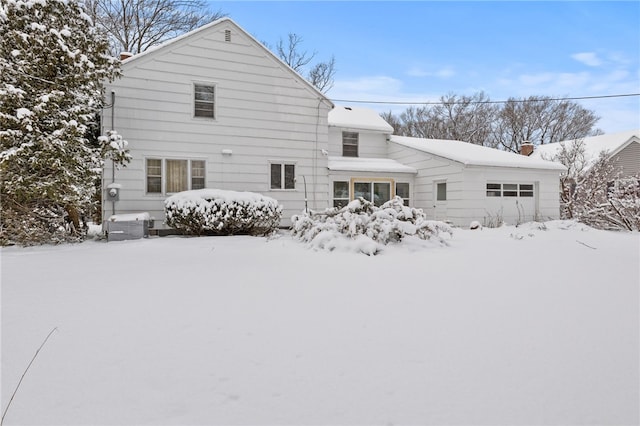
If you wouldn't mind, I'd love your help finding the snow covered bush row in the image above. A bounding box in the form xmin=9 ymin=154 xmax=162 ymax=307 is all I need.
xmin=291 ymin=197 xmax=453 ymax=255
xmin=164 ymin=189 xmax=282 ymax=236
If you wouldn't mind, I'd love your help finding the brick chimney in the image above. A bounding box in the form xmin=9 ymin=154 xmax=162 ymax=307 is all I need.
xmin=119 ymin=51 xmax=133 ymax=61
xmin=520 ymin=141 xmax=534 ymax=156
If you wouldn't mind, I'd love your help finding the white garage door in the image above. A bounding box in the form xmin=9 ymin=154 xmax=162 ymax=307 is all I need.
xmin=485 ymin=182 xmax=537 ymax=225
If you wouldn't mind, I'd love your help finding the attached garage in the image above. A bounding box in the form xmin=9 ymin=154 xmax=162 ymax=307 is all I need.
xmin=387 ymin=136 xmax=567 ymax=227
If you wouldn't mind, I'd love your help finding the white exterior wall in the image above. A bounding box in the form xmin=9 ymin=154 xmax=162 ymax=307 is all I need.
xmin=612 ymin=141 xmax=640 ymax=178
xmin=102 ymin=20 xmax=331 ymax=227
xmin=461 ymin=167 xmax=562 ymax=226
xmin=328 ymin=127 xmax=389 ymax=158
xmin=387 ymin=141 xmax=465 ymax=221
xmin=388 ymin=141 xmax=562 ymax=226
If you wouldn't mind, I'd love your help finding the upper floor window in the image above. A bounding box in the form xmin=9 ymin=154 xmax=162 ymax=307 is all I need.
xmin=194 ymin=84 xmax=215 ymax=118
xmin=342 ymin=132 xmax=358 ymax=157
xmin=270 ymin=163 xmax=295 ymax=190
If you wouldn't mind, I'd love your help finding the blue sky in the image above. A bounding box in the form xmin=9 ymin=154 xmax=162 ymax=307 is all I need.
xmin=216 ymin=1 xmax=640 ymax=133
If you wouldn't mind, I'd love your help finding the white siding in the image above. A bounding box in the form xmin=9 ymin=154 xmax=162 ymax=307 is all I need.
xmin=612 ymin=141 xmax=640 ymax=178
xmin=387 ymin=141 xmax=465 ymax=222
xmin=328 ymin=127 xmax=389 ymax=158
xmin=102 ymin=20 xmax=331 ymax=227
xmin=462 ymin=167 xmax=562 ymax=226
xmin=388 ymin=141 xmax=562 ymax=226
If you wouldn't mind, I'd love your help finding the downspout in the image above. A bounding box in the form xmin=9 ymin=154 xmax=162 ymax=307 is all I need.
xmin=110 ymin=90 xmax=116 ymax=216
xmin=313 ymin=98 xmax=322 ymax=209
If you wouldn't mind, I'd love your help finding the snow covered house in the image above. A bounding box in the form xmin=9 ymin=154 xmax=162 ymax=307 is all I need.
xmin=102 ymin=18 xmax=567 ymax=230
xmin=326 ymin=105 xmax=566 ymax=226
xmin=530 ymin=130 xmax=640 ymax=179
xmin=102 ymin=18 xmax=334 ymax=227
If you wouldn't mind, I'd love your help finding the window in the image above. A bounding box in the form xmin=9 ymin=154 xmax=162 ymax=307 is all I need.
xmin=436 ymin=182 xmax=447 ymax=201
xmin=486 ymin=183 xmax=501 ymax=197
xmin=191 ymin=160 xmax=205 ymax=190
xmin=146 ymin=159 xmax=162 ymax=193
xmin=503 ymin=183 xmax=518 ymax=197
xmin=333 ymin=181 xmax=349 ymax=208
xmin=270 ymin=163 xmax=295 ymax=190
xmin=342 ymin=132 xmax=358 ymax=157
xmin=519 ymin=184 xmax=534 ymax=197
xmin=166 ymin=159 xmax=188 ymax=193
xmin=486 ymin=183 xmax=535 ymax=197
xmin=146 ymin=158 xmax=206 ymax=194
xmin=395 ymin=182 xmax=410 ymax=206
xmin=194 ymin=84 xmax=215 ymax=118
xmin=353 ymin=181 xmax=391 ymax=206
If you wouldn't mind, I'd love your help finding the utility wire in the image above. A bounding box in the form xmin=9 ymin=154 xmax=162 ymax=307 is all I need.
xmin=7 ymin=65 xmax=639 ymax=107
xmin=331 ymin=93 xmax=640 ymax=105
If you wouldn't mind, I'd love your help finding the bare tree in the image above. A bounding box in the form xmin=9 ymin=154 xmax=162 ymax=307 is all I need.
xmin=380 ymin=111 xmax=403 ymax=135
xmin=276 ymin=33 xmax=314 ymax=73
xmin=273 ymin=33 xmax=336 ymax=93
xmin=544 ymin=141 xmax=640 ymax=231
xmin=85 ymin=0 xmax=226 ymax=55
xmin=426 ymin=92 xmax=498 ymax=145
xmin=383 ymin=93 xmax=601 ymax=151
xmin=307 ymin=56 xmax=336 ymax=93
xmin=384 ymin=92 xmax=498 ymax=145
xmin=491 ymin=96 xmax=602 ymax=153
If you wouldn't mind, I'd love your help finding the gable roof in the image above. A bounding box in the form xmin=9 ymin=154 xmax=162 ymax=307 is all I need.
xmin=328 ymin=156 xmax=417 ymax=174
xmin=530 ymin=129 xmax=640 ymax=163
xmin=118 ymin=18 xmax=332 ymax=107
xmin=328 ymin=106 xmax=394 ymax=133
xmin=390 ymin=135 xmax=567 ymax=171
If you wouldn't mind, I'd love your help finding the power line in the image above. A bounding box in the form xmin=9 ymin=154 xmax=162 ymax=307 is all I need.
xmin=330 ymin=93 xmax=640 ymax=106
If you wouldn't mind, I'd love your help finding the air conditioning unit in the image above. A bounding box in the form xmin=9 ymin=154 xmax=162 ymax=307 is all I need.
xmin=106 ymin=212 xmax=151 ymax=242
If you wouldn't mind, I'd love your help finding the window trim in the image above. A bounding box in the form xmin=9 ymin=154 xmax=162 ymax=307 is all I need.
xmin=342 ymin=131 xmax=359 ymax=157
xmin=332 ymin=181 xmax=350 ymax=208
xmin=145 ymin=157 xmax=207 ymax=195
xmin=486 ymin=183 xmax=536 ymax=198
xmin=193 ymin=82 xmax=216 ymax=120
xmin=395 ymin=182 xmax=410 ymax=206
xmin=269 ymin=161 xmax=296 ymax=191
xmin=350 ymin=177 xmax=394 ymax=206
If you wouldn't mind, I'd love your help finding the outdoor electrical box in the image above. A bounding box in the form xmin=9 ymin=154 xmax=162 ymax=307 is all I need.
xmin=106 ymin=183 xmax=121 ymax=202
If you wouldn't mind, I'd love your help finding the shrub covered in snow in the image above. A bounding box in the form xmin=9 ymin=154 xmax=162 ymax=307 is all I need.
xmin=164 ymin=189 xmax=283 ymax=236
xmin=291 ymin=197 xmax=453 ymax=254
xmin=544 ymin=140 xmax=640 ymax=231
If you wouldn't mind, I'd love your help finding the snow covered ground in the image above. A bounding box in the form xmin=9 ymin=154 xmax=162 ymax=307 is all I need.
xmin=2 ymin=221 xmax=638 ymax=425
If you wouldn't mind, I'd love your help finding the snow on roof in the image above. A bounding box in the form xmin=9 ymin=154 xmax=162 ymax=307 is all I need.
xmin=390 ymin=135 xmax=567 ymax=171
xmin=109 ymin=212 xmax=151 ymax=222
xmin=530 ymin=129 xmax=640 ymax=163
xmin=328 ymin=156 xmax=417 ymax=174
xmin=328 ymin=106 xmax=394 ymax=133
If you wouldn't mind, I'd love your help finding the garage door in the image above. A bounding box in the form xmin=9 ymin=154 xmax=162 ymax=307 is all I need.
xmin=485 ymin=182 xmax=537 ymax=224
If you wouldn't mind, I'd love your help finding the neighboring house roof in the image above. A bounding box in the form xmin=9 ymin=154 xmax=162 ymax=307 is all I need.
xmin=328 ymin=156 xmax=417 ymax=174
xmin=390 ymin=135 xmax=567 ymax=171
xmin=329 ymin=106 xmax=394 ymax=133
xmin=119 ymin=18 xmax=332 ymax=108
xmin=530 ymin=129 xmax=640 ymax=163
